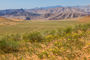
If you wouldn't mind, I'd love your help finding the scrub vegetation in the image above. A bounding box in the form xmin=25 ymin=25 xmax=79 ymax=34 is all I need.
xmin=0 ymin=20 xmax=90 ymax=60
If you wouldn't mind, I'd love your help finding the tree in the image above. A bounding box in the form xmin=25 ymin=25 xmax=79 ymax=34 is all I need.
xmin=26 ymin=17 xmax=31 ymax=20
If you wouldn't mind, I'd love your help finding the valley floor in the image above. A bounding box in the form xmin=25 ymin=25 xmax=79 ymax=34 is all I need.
xmin=0 ymin=19 xmax=90 ymax=60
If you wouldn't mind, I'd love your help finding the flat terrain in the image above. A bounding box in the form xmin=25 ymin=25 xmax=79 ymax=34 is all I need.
xmin=1 ymin=16 xmax=90 ymax=35
xmin=0 ymin=19 xmax=81 ymax=34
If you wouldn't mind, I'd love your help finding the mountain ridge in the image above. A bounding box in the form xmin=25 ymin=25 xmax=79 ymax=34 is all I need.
xmin=0 ymin=5 xmax=90 ymax=20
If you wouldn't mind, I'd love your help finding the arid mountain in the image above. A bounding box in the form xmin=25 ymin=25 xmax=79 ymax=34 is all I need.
xmin=0 ymin=5 xmax=90 ymax=20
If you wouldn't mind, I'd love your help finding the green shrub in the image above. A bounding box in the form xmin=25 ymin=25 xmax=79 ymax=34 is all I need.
xmin=81 ymin=25 xmax=88 ymax=32
xmin=0 ymin=36 xmax=21 ymax=53
xmin=64 ymin=27 xmax=73 ymax=34
xmin=74 ymin=24 xmax=89 ymax=32
xmin=8 ymin=34 xmax=22 ymax=41
xmin=57 ymin=29 xmax=65 ymax=37
xmin=23 ymin=32 xmax=44 ymax=42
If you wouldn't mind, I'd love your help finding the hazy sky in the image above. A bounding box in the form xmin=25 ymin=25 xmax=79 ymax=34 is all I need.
xmin=0 ymin=0 xmax=90 ymax=9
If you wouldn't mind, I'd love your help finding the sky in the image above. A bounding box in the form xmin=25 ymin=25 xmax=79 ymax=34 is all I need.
xmin=0 ymin=0 xmax=90 ymax=10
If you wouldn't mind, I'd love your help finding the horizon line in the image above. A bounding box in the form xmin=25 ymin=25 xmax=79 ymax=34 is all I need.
xmin=0 ymin=4 xmax=90 ymax=10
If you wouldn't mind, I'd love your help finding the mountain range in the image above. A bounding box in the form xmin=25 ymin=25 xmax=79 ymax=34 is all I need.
xmin=0 ymin=5 xmax=90 ymax=20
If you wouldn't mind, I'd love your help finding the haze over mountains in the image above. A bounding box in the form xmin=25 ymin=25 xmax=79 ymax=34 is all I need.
xmin=0 ymin=5 xmax=90 ymax=20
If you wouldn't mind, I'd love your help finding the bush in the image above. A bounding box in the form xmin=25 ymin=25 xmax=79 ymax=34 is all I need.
xmin=8 ymin=34 xmax=22 ymax=41
xmin=0 ymin=35 xmax=21 ymax=53
xmin=74 ymin=24 xmax=89 ymax=32
xmin=23 ymin=32 xmax=44 ymax=42
xmin=64 ymin=27 xmax=73 ymax=34
xmin=57 ymin=29 xmax=65 ymax=37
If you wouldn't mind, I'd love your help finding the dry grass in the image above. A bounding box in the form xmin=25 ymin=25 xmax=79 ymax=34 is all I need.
xmin=77 ymin=16 xmax=90 ymax=23
xmin=0 ymin=23 xmax=90 ymax=60
xmin=0 ymin=16 xmax=90 ymax=60
xmin=0 ymin=17 xmax=24 ymax=26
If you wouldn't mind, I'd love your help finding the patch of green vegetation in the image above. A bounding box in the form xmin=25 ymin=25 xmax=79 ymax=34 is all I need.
xmin=0 ymin=34 xmax=22 ymax=53
xmin=23 ymin=32 xmax=44 ymax=42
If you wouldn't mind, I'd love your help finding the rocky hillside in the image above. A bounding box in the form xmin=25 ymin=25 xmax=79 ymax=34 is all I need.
xmin=0 ymin=5 xmax=90 ymax=20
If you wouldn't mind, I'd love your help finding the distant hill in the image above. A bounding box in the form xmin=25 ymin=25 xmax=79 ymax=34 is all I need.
xmin=33 ymin=5 xmax=62 ymax=9
xmin=0 ymin=17 xmax=23 ymax=25
xmin=0 ymin=17 xmax=11 ymax=22
xmin=77 ymin=16 xmax=90 ymax=22
xmin=0 ymin=5 xmax=90 ymax=20
xmin=0 ymin=16 xmax=23 ymax=22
